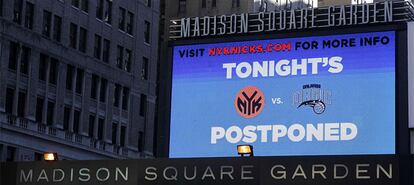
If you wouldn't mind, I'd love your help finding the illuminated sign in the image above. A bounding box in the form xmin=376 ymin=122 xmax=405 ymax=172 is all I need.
xmin=168 ymin=1 xmax=414 ymax=39
xmin=170 ymin=31 xmax=395 ymax=157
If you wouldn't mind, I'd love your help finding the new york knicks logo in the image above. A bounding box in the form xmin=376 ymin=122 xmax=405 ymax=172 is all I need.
xmin=234 ymin=86 xmax=265 ymax=118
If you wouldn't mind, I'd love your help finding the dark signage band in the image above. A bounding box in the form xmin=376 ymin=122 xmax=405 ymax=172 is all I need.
xmin=1 ymin=155 xmax=410 ymax=185
xmin=168 ymin=1 xmax=414 ymax=39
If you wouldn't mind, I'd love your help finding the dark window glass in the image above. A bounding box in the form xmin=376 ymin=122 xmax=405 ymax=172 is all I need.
xmin=63 ymin=107 xmax=70 ymax=130
xmin=122 ymin=87 xmax=129 ymax=110
xmin=212 ymin=0 xmax=217 ymax=7
xmin=36 ymin=97 xmax=44 ymax=123
xmin=42 ymin=10 xmax=52 ymax=37
xmin=104 ymin=0 xmax=112 ymax=24
xmin=20 ymin=46 xmax=30 ymax=75
xmin=79 ymin=27 xmax=87 ymax=53
xmin=75 ymin=68 xmax=84 ymax=94
xmin=49 ymin=58 xmax=58 ymax=85
xmin=81 ymin=0 xmax=88 ymax=12
xmin=88 ymin=115 xmax=95 ymax=137
xmin=24 ymin=2 xmax=34 ymax=29
xmin=116 ymin=45 xmax=123 ymax=69
xmin=73 ymin=109 xmax=80 ymax=133
xmin=102 ymin=39 xmax=110 ymax=63
xmin=141 ymin=57 xmax=148 ymax=80
xmin=178 ymin=0 xmax=186 ymax=13
xmin=202 ymin=0 xmax=206 ymax=8
xmin=96 ymin=0 xmax=103 ymax=19
xmin=6 ymin=146 xmax=16 ymax=161
xmin=113 ymin=84 xmax=121 ymax=107
xmin=126 ymin=11 xmax=133 ymax=35
xmin=144 ymin=0 xmax=151 ymax=7
xmin=112 ymin=122 xmax=117 ymax=144
xmin=46 ymin=101 xmax=54 ymax=126
xmin=72 ymin=0 xmax=79 ymax=7
xmin=38 ymin=54 xmax=48 ymax=81
xmin=13 ymin=0 xmax=23 ymax=24
xmin=140 ymin=94 xmax=147 ymax=117
xmin=144 ymin=21 xmax=150 ymax=44
xmin=34 ymin=153 xmax=43 ymax=161
xmin=120 ymin=125 xmax=126 ymax=147
xmin=124 ymin=49 xmax=131 ymax=72
xmin=99 ymin=78 xmax=107 ymax=102
xmin=138 ymin=131 xmax=143 ymax=152
xmin=69 ymin=23 xmax=78 ymax=49
xmin=118 ymin=7 xmax=125 ymax=31
xmin=66 ymin=65 xmax=74 ymax=90
xmin=0 ymin=0 xmax=3 ymax=17
xmin=94 ymin=34 xmax=102 ymax=59
xmin=98 ymin=118 xmax=104 ymax=140
xmin=8 ymin=42 xmax=19 ymax=71
xmin=90 ymin=74 xmax=99 ymax=99
xmin=5 ymin=88 xmax=15 ymax=114
xmin=17 ymin=90 xmax=26 ymax=117
xmin=53 ymin=15 xmax=62 ymax=42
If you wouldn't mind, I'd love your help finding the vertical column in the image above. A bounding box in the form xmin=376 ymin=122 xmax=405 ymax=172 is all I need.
xmin=105 ymin=82 xmax=114 ymax=143
xmin=0 ymin=39 xmax=7 ymax=112
xmin=42 ymin=59 xmax=50 ymax=125
xmin=81 ymin=72 xmax=91 ymax=136
xmin=27 ymin=50 xmax=39 ymax=121
xmin=94 ymin=77 xmax=102 ymax=139
xmin=69 ymin=68 xmax=77 ymax=132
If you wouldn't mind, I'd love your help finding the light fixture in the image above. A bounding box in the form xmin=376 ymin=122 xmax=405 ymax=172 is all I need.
xmin=237 ymin=145 xmax=254 ymax=157
xmin=43 ymin=152 xmax=58 ymax=161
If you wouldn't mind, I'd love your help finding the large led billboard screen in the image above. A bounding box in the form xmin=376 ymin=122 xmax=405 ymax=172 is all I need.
xmin=169 ymin=31 xmax=395 ymax=158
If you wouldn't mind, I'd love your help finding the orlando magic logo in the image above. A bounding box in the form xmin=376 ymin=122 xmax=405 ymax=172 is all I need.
xmin=292 ymin=84 xmax=332 ymax=115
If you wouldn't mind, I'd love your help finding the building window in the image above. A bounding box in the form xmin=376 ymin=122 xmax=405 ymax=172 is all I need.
xmin=38 ymin=54 xmax=48 ymax=81
xmin=96 ymin=0 xmax=103 ymax=19
xmin=116 ymin=45 xmax=124 ymax=69
xmin=212 ymin=0 xmax=217 ymax=7
xmin=81 ymin=0 xmax=89 ymax=12
xmin=140 ymin=94 xmax=147 ymax=117
xmin=104 ymin=0 xmax=112 ymax=24
xmin=20 ymin=46 xmax=31 ymax=75
xmin=122 ymin=87 xmax=129 ymax=110
xmin=73 ymin=109 xmax=81 ymax=133
xmin=94 ymin=34 xmax=102 ymax=59
xmin=98 ymin=118 xmax=104 ymax=140
xmin=0 ymin=0 xmax=3 ymax=17
xmin=178 ymin=0 xmax=186 ymax=13
xmin=102 ymin=39 xmax=110 ymax=63
xmin=24 ymin=2 xmax=34 ymax=29
xmin=144 ymin=0 xmax=151 ymax=7
xmin=112 ymin=122 xmax=117 ymax=144
xmin=138 ymin=131 xmax=143 ymax=152
xmin=88 ymin=115 xmax=95 ymax=137
xmin=36 ymin=97 xmax=44 ymax=123
xmin=72 ymin=0 xmax=79 ymax=7
xmin=46 ymin=101 xmax=55 ymax=126
xmin=17 ymin=91 xmax=26 ymax=117
xmin=113 ymin=84 xmax=121 ymax=107
xmin=53 ymin=15 xmax=62 ymax=42
xmin=141 ymin=57 xmax=148 ymax=80
xmin=79 ymin=27 xmax=88 ymax=53
xmin=120 ymin=125 xmax=126 ymax=147
xmin=69 ymin=23 xmax=78 ymax=49
xmin=8 ymin=42 xmax=19 ymax=71
xmin=42 ymin=10 xmax=52 ymax=37
xmin=6 ymin=146 xmax=16 ymax=161
xmin=49 ymin=58 xmax=58 ymax=85
xmin=90 ymin=74 xmax=99 ymax=99
xmin=34 ymin=153 xmax=43 ymax=161
xmin=13 ymin=0 xmax=23 ymax=24
xmin=202 ymin=0 xmax=206 ymax=8
xmin=118 ymin=7 xmax=126 ymax=31
xmin=99 ymin=78 xmax=107 ymax=103
xmin=232 ymin=0 xmax=240 ymax=8
xmin=124 ymin=49 xmax=131 ymax=72
xmin=63 ymin=106 xmax=70 ymax=130
xmin=66 ymin=65 xmax=74 ymax=90
xmin=144 ymin=21 xmax=150 ymax=44
xmin=126 ymin=11 xmax=134 ymax=35
xmin=5 ymin=88 xmax=15 ymax=114
xmin=75 ymin=68 xmax=84 ymax=94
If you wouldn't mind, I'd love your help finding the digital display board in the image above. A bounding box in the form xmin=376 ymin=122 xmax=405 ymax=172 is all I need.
xmin=170 ymin=31 xmax=395 ymax=158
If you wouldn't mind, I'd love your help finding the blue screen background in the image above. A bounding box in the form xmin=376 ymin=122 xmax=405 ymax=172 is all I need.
xmin=169 ymin=31 xmax=395 ymax=158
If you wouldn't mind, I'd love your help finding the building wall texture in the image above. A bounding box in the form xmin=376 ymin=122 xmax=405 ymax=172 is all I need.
xmin=0 ymin=0 xmax=160 ymax=161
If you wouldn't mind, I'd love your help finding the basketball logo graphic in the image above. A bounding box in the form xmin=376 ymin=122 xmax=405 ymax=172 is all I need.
xmin=234 ymin=86 xmax=265 ymax=118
